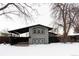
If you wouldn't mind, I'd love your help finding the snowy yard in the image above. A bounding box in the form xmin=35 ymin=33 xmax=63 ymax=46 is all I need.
xmin=0 ymin=43 xmax=79 ymax=56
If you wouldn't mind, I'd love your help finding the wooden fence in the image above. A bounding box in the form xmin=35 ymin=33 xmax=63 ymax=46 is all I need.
xmin=0 ymin=37 xmax=29 ymax=45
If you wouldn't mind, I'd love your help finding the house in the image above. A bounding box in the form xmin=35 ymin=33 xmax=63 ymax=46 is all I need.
xmin=8 ymin=24 xmax=58 ymax=44
xmin=68 ymin=33 xmax=79 ymax=42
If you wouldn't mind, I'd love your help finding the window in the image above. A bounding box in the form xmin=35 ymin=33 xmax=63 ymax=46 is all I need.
xmin=41 ymin=30 xmax=44 ymax=34
xmin=32 ymin=38 xmax=45 ymax=44
xmin=33 ymin=28 xmax=45 ymax=34
xmin=33 ymin=30 xmax=36 ymax=33
xmin=38 ymin=30 xmax=40 ymax=34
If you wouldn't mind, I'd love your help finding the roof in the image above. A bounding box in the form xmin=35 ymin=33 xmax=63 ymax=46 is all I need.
xmin=68 ymin=33 xmax=79 ymax=36
xmin=49 ymin=32 xmax=57 ymax=35
xmin=8 ymin=24 xmax=52 ymax=34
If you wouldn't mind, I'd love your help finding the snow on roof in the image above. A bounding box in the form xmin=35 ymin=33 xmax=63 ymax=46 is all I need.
xmin=68 ymin=33 xmax=79 ymax=36
xmin=8 ymin=24 xmax=52 ymax=34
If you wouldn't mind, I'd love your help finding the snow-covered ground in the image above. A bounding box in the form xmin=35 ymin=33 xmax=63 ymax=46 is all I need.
xmin=0 ymin=43 xmax=79 ymax=56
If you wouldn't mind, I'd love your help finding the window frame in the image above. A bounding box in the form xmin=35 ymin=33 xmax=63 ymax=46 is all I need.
xmin=33 ymin=29 xmax=37 ymax=34
xmin=32 ymin=27 xmax=45 ymax=34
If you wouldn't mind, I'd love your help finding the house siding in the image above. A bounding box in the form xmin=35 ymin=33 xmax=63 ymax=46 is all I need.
xmin=29 ymin=26 xmax=49 ymax=44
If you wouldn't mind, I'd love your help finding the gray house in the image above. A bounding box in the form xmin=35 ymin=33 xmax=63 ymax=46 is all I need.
xmin=8 ymin=24 xmax=57 ymax=44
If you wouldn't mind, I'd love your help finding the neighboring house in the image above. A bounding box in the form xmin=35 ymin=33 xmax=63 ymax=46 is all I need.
xmin=0 ymin=32 xmax=20 ymax=37
xmin=0 ymin=32 xmax=11 ymax=37
xmin=68 ymin=33 xmax=79 ymax=42
xmin=8 ymin=24 xmax=58 ymax=44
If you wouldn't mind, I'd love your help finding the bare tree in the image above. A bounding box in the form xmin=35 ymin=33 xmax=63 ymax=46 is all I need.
xmin=74 ymin=26 xmax=79 ymax=33
xmin=74 ymin=18 xmax=79 ymax=33
xmin=0 ymin=3 xmax=38 ymax=20
xmin=51 ymin=3 xmax=79 ymax=42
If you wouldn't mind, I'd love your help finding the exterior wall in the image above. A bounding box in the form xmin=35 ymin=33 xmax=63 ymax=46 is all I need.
xmin=29 ymin=26 xmax=49 ymax=44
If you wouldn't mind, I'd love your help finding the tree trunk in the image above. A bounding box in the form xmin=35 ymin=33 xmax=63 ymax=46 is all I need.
xmin=63 ymin=32 xmax=68 ymax=43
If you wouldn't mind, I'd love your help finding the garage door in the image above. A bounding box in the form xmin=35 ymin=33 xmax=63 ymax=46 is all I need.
xmin=32 ymin=38 xmax=45 ymax=44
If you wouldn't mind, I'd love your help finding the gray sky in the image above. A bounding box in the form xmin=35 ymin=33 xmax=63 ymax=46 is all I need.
xmin=0 ymin=3 xmax=74 ymax=34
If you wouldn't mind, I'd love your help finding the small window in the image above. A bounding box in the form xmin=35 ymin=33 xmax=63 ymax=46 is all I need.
xmin=38 ymin=30 xmax=40 ymax=34
xmin=41 ymin=30 xmax=44 ymax=34
xmin=33 ymin=30 xmax=36 ymax=33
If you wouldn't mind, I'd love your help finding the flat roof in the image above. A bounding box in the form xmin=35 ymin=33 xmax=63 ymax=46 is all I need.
xmin=8 ymin=24 xmax=52 ymax=34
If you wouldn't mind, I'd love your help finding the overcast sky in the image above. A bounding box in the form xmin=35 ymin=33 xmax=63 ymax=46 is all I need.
xmin=0 ymin=3 xmax=74 ymax=35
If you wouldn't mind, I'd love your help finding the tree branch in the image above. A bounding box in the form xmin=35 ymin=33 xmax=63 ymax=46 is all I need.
xmin=0 ymin=3 xmax=13 ymax=11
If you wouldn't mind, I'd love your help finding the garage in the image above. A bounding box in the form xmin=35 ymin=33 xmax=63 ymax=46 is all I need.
xmin=32 ymin=38 xmax=45 ymax=44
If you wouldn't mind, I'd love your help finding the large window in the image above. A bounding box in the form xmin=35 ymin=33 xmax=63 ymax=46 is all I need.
xmin=32 ymin=38 xmax=45 ymax=44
